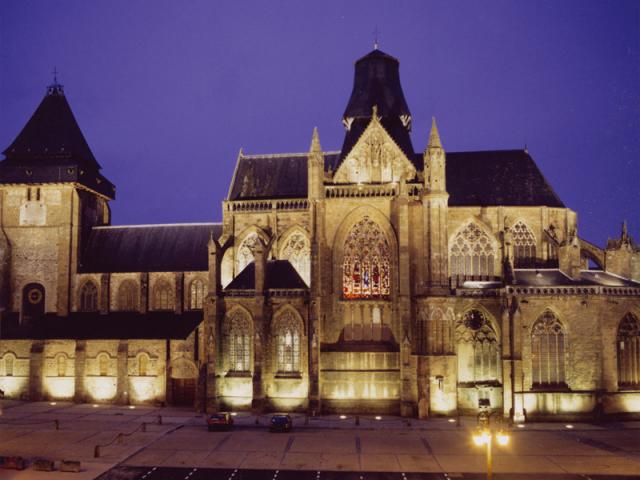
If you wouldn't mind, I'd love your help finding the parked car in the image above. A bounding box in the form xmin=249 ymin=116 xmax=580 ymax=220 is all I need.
xmin=207 ymin=412 xmax=234 ymax=431
xmin=269 ymin=413 xmax=292 ymax=432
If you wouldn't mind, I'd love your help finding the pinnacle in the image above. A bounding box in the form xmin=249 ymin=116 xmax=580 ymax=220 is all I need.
xmin=310 ymin=127 xmax=322 ymax=153
xmin=428 ymin=117 xmax=442 ymax=149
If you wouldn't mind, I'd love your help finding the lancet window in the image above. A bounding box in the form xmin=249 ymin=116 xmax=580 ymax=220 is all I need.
xmin=513 ymin=221 xmax=537 ymax=267
xmin=531 ymin=311 xmax=566 ymax=387
xmin=57 ymin=354 xmax=67 ymax=377
xmin=456 ymin=310 xmax=500 ymax=383
xmin=226 ymin=311 xmax=252 ymax=373
xmin=138 ymin=353 xmax=149 ymax=376
xmin=4 ymin=354 xmax=14 ymax=376
xmin=79 ymin=281 xmax=99 ymax=312
xmin=617 ymin=313 xmax=640 ymax=388
xmin=273 ymin=310 xmax=302 ymax=374
xmin=342 ymin=216 xmax=391 ymax=299
xmin=189 ymin=279 xmax=205 ymax=310
xmin=117 ymin=280 xmax=138 ymax=311
xmin=154 ymin=280 xmax=172 ymax=310
xmin=450 ymin=223 xmax=496 ymax=278
xmin=280 ymin=232 xmax=311 ymax=286
xmin=98 ymin=353 xmax=109 ymax=376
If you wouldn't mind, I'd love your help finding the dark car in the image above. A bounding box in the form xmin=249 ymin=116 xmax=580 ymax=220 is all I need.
xmin=269 ymin=413 xmax=292 ymax=432
xmin=207 ymin=412 xmax=234 ymax=431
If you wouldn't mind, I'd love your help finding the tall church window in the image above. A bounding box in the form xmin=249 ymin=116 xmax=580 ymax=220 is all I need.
xmin=342 ymin=216 xmax=391 ymax=299
xmin=617 ymin=313 xmax=640 ymax=388
xmin=226 ymin=311 xmax=252 ymax=373
xmin=153 ymin=280 xmax=173 ymax=310
xmin=237 ymin=233 xmax=259 ymax=274
xmin=189 ymin=279 xmax=206 ymax=310
xmin=57 ymin=354 xmax=66 ymax=377
xmin=4 ymin=354 xmax=14 ymax=376
xmin=79 ymin=281 xmax=99 ymax=312
xmin=513 ymin=221 xmax=537 ymax=267
xmin=531 ymin=311 xmax=566 ymax=387
xmin=456 ymin=310 xmax=500 ymax=383
xmin=450 ymin=223 xmax=496 ymax=278
xmin=273 ymin=310 xmax=302 ymax=374
xmin=117 ymin=280 xmax=138 ymax=311
xmin=138 ymin=353 xmax=149 ymax=376
xmin=280 ymin=232 xmax=311 ymax=286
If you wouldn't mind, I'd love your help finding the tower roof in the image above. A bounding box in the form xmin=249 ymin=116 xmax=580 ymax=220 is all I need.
xmin=0 ymin=81 xmax=115 ymax=198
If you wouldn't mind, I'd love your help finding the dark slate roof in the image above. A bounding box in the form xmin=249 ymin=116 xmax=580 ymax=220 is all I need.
xmin=443 ymin=150 xmax=564 ymax=207
xmin=514 ymin=269 xmax=640 ymax=287
xmin=0 ymin=84 xmax=115 ymax=198
xmin=225 ymin=260 xmax=308 ymax=290
xmin=228 ymin=149 xmax=564 ymax=208
xmin=0 ymin=311 xmax=202 ymax=340
xmin=80 ymin=223 xmax=222 ymax=273
xmin=343 ymin=50 xmax=411 ymax=119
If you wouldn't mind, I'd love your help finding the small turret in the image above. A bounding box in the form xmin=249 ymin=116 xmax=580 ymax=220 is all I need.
xmin=424 ymin=117 xmax=446 ymax=193
xmin=308 ymin=127 xmax=324 ymax=200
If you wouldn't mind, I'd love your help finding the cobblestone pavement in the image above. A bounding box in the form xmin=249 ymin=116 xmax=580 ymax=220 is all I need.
xmin=0 ymin=401 xmax=639 ymax=479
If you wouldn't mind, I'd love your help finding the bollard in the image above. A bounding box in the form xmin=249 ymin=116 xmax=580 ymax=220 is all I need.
xmin=94 ymin=446 xmax=100 ymax=458
xmin=355 ymin=415 xmax=360 ymax=426
xmin=157 ymin=414 xmax=163 ymax=425
xmin=54 ymin=419 xmax=59 ymax=430
xmin=142 ymin=422 xmax=146 ymax=432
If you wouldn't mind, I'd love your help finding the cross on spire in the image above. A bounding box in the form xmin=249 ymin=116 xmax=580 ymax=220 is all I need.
xmin=373 ymin=26 xmax=380 ymax=50
xmin=47 ymin=66 xmax=64 ymax=95
xmin=52 ymin=66 xmax=59 ymax=84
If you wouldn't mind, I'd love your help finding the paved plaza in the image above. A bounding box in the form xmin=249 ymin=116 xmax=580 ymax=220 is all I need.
xmin=0 ymin=401 xmax=638 ymax=479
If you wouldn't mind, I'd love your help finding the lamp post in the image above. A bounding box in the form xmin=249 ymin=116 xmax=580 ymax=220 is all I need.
xmin=472 ymin=410 xmax=510 ymax=480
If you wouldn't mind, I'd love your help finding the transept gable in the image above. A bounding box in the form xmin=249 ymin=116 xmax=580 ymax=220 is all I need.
xmin=333 ymin=109 xmax=417 ymax=184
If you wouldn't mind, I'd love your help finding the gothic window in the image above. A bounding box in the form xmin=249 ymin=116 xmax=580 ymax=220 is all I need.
xmin=138 ymin=353 xmax=149 ymax=376
xmin=342 ymin=216 xmax=391 ymax=299
xmin=57 ymin=354 xmax=66 ymax=377
xmin=237 ymin=233 xmax=259 ymax=274
xmin=531 ymin=311 xmax=566 ymax=387
xmin=117 ymin=280 xmax=138 ymax=311
xmin=456 ymin=310 xmax=500 ymax=383
xmin=280 ymin=232 xmax=311 ymax=286
xmin=226 ymin=310 xmax=252 ymax=373
xmin=428 ymin=308 xmax=453 ymax=355
xmin=98 ymin=353 xmax=109 ymax=376
xmin=617 ymin=313 xmax=640 ymax=388
xmin=450 ymin=223 xmax=496 ymax=278
xmin=189 ymin=279 xmax=205 ymax=310
xmin=154 ymin=280 xmax=172 ymax=310
xmin=513 ymin=221 xmax=537 ymax=267
xmin=4 ymin=354 xmax=14 ymax=376
xmin=79 ymin=281 xmax=99 ymax=312
xmin=273 ymin=310 xmax=302 ymax=374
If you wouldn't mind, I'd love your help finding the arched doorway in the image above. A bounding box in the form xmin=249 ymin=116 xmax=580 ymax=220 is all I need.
xmin=170 ymin=358 xmax=198 ymax=406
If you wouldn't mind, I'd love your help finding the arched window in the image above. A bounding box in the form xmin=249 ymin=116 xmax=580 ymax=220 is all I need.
xmin=427 ymin=308 xmax=453 ymax=355
xmin=617 ymin=313 xmax=640 ymax=388
xmin=237 ymin=233 xmax=259 ymax=274
xmin=189 ymin=279 xmax=205 ymax=310
xmin=153 ymin=280 xmax=172 ymax=310
xmin=138 ymin=353 xmax=149 ymax=377
xmin=456 ymin=310 xmax=500 ymax=383
xmin=57 ymin=354 xmax=66 ymax=377
xmin=4 ymin=354 xmax=14 ymax=376
xmin=117 ymin=280 xmax=138 ymax=311
xmin=226 ymin=311 xmax=252 ymax=373
xmin=280 ymin=231 xmax=311 ymax=286
xmin=342 ymin=216 xmax=391 ymax=299
xmin=79 ymin=281 xmax=99 ymax=312
xmin=513 ymin=221 xmax=537 ymax=268
xmin=531 ymin=311 xmax=566 ymax=387
xmin=273 ymin=310 xmax=302 ymax=374
xmin=98 ymin=353 xmax=109 ymax=376
xmin=450 ymin=223 xmax=496 ymax=278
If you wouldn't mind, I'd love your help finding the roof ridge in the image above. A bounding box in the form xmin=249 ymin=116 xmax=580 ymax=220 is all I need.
xmin=95 ymin=222 xmax=221 ymax=229
xmin=241 ymin=151 xmax=340 ymax=159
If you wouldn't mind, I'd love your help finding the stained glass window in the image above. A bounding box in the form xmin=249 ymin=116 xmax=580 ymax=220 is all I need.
xmin=513 ymin=221 xmax=537 ymax=267
xmin=342 ymin=216 xmax=391 ymax=299
xmin=450 ymin=223 xmax=496 ymax=277
xmin=280 ymin=232 xmax=311 ymax=286
xmin=79 ymin=281 xmax=98 ymax=312
xmin=274 ymin=311 xmax=301 ymax=373
xmin=617 ymin=313 xmax=640 ymax=388
xmin=531 ymin=311 xmax=565 ymax=386
xmin=226 ymin=311 xmax=252 ymax=372
xmin=189 ymin=279 xmax=205 ymax=309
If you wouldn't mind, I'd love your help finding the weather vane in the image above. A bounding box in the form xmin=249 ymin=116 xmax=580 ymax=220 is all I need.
xmin=373 ymin=26 xmax=380 ymax=50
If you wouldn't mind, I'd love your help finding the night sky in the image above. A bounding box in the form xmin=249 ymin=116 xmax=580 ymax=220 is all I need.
xmin=1 ymin=1 xmax=638 ymax=246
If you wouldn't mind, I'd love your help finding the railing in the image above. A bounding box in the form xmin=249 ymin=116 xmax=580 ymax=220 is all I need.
xmin=228 ymin=199 xmax=309 ymax=212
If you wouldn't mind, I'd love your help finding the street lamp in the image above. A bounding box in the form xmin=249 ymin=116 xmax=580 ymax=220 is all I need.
xmin=472 ymin=409 xmax=510 ymax=480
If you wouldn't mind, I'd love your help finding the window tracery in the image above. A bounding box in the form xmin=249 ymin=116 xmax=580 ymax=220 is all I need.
xmin=79 ymin=281 xmax=98 ymax=312
xmin=280 ymin=232 xmax=311 ymax=286
xmin=456 ymin=310 xmax=500 ymax=382
xmin=226 ymin=311 xmax=252 ymax=373
xmin=189 ymin=279 xmax=205 ymax=310
xmin=450 ymin=223 xmax=496 ymax=277
xmin=513 ymin=221 xmax=537 ymax=267
xmin=617 ymin=313 xmax=639 ymax=388
xmin=273 ymin=310 xmax=301 ymax=374
xmin=153 ymin=280 xmax=172 ymax=310
xmin=237 ymin=233 xmax=259 ymax=274
xmin=531 ymin=311 xmax=566 ymax=387
xmin=342 ymin=216 xmax=391 ymax=299
xmin=117 ymin=280 xmax=138 ymax=311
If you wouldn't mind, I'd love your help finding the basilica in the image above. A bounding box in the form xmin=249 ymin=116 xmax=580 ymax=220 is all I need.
xmin=0 ymin=49 xmax=638 ymax=421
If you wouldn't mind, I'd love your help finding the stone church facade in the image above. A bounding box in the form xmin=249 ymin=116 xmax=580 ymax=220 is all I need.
xmin=0 ymin=50 xmax=638 ymax=421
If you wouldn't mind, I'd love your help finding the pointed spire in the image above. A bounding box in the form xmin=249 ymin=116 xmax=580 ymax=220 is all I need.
xmin=310 ymin=127 xmax=322 ymax=153
xmin=428 ymin=117 xmax=442 ymax=149
xmin=622 ymin=220 xmax=629 ymax=241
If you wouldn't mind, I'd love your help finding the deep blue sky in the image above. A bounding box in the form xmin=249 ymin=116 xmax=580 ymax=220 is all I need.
xmin=1 ymin=0 xmax=638 ymax=246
